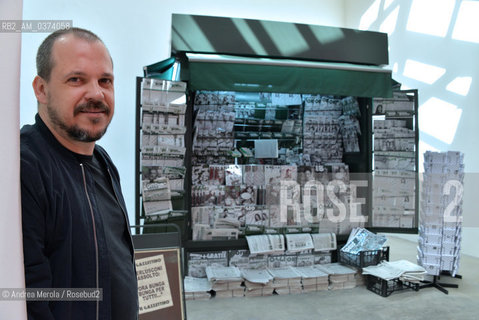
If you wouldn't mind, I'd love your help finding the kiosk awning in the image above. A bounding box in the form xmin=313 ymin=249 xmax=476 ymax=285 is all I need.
xmin=183 ymin=53 xmax=393 ymax=98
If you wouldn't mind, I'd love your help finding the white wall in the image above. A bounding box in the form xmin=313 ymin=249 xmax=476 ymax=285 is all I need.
xmin=0 ymin=1 xmax=28 ymax=319
xmin=20 ymin=0 xmax=346 ymax=227
xmin=344 ymin=0 xmax=479 ymax=257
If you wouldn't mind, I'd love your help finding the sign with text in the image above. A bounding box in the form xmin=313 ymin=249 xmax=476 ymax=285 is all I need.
xmin=135 ymin=248 xmax=184 ymax=320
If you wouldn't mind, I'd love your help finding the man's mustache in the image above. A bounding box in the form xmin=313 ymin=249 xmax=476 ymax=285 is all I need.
xmin=73 ymin=101 xmax=111 ymax=116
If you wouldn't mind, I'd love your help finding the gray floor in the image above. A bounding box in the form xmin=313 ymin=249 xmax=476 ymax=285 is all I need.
xmin=185 ymin=236 xmax=479 ymax=320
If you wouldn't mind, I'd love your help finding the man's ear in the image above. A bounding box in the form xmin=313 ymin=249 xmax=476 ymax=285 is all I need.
xmin=32 ymin=76 xmax=48 ymax=105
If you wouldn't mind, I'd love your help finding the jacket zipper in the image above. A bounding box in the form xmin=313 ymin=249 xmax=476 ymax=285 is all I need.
xmin=107 ymin=168 xmax=135 ymax=263
xmin=80 ymin=163 xmax=100 ymax=320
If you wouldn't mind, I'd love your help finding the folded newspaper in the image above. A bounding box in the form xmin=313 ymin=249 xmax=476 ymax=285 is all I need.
xmin=183 ymin=276 xmax=212 ymax=300
xmin=205 ymin=266 xmax=242 ymax=282
xmin=267 ymin=266 xmax=302 ymax=288
xmin=267 ymin=266 xmax=302 ymax=280
xmin=285 ymin=233 xmax=314 ymax=253
xmin=341 ymin=228 xmax=387 ymax=254
xmin=240 ymin=268 xmax=273 ymax=285
xmin=184 ymin=276 xmax=212 ymax=293
xmin=362 ymin=260 xmax=427 ymax=282
xmin=294 ymin=266 xmax=329 ymax=280
xmin=316 ymin=263 xmax=357 ymax=276
xmin=246 ymin=234 xmax=285 ymax=255
xmin=311 ymin=233 xmax=337 ymax=251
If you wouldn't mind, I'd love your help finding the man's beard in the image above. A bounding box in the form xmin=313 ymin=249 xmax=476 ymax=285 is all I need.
xmin=47 ymin=100 xmax=111 ymax=142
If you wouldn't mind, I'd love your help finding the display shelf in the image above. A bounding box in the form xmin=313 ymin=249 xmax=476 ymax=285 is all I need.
xmin=420 ymin=272 xmax=462 ymax=295
xmin=184 ymin=234 xmax=350 ymax=252
xmin=141 ymin=213 xmax=188 ymax=221
xmin=184 ymin=239 xmax=248 ymax=252
xmin=370 ymin=90 xmax=419 ymax=232
xmin=142 ymin=87 xmax=186 ymax=93
xmin=135 ymin=77 xmax=190 ymax=233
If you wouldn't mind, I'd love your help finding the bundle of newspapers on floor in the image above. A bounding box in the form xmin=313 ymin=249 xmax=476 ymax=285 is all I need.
xmin=316 ymin=263 xmax=359 ymax=290
xmin=240 ymin=268 xmax=274 ymax=297
xmin=187 ymin=261 xmax=363 ymax=299
xmin=184 ymin=276 xmax=212 ymax=300
xmin=205 ymin=266 xmax=244 ymax=298
xmin=267 ymin=266 xmax=303 ymax=295
xmin=294 ymin=266 xmax=329 ymax=292
xmin=362 ymin=260 xmax=427 ymax=283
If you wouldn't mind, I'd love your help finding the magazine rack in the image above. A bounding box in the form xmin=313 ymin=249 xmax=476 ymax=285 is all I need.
xmin=420 ymin=272 xmax=462 ymax=295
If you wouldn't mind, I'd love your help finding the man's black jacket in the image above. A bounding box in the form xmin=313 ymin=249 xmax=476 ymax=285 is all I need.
xmin=20 ymin=114 xmax=135 ymax=320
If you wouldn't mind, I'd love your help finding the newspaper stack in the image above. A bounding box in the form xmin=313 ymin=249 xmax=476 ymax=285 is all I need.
xmin=267 ymin=267 xmax=302 ymax=295
xmin=418 ymin=151 xmax=464 ymax=276
xmin=205 ymin=266 xmax=244 ymax=298
xmin=183 ymin=276 xmax=212 ymax=300
xmin=285 ymin=233 xmax=314 ymax=253
xmin=246 ymin=234 xmax=285 ymax=255
xmin=316 ymin=263 xmax=358 ymax=290
xmin=294 ymin=266 xmax=329 ymax=292
xmin=362 ymin=260 xmax=426 ymax=283
xmin=241 ymin=268 xmax=274 ymax=297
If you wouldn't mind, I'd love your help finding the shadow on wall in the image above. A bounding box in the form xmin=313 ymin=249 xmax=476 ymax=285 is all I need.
xmin=351 ymin=0 xmax=479 ymax=256
xmin=354 ymin=0 xmax=478 ymax=169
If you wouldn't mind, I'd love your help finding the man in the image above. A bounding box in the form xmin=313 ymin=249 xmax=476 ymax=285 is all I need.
xmin=21 ymin=27 xmax=138 ymax=319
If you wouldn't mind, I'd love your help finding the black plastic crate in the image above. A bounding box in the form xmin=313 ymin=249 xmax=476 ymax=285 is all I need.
xmin=338 ymin=246 xmax=389 ymax=268
xmin=366 ymin=275 xmax=420 ymax=297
